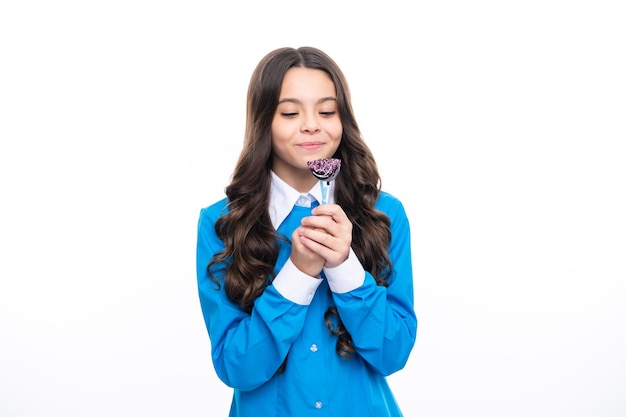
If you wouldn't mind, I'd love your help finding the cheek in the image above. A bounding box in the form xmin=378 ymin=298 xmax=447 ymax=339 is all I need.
xmin=330 ymin=122 xmax=343 ymax=141
xmin=271 ymin=117 xmax=296 ymax=140
xmin=270 ymin=121 xmax=285 ymax=143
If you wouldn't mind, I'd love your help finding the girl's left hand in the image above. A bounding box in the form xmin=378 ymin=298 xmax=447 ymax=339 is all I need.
xmin=298 ymin=204 xmax=352 ymax=268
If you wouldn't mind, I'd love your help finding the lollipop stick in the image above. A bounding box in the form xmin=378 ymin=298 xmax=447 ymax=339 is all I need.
xmin=320 ymin=180 xmax=329 ymax=205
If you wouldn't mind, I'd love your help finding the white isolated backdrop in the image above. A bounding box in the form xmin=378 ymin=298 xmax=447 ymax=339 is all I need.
xmin=1 ymin=1 xmax=625 ymax=416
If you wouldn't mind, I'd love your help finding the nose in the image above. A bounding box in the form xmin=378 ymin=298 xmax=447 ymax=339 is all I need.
xmin=301 ymin=111 xmax=320 ymax=134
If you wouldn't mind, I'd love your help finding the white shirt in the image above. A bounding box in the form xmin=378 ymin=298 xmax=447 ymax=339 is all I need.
xmin=268 ymin=171 xmax=332 ymax=229
xmin=269 ymin=171 xmax=365 ymax=304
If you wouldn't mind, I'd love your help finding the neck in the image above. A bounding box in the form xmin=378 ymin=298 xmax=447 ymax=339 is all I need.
xmin=273 ymin=169 xmax=317 ymax=193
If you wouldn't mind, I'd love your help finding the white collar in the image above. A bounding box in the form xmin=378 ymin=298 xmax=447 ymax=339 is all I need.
xmin=269 ymin=171 xmax=335 ymax=229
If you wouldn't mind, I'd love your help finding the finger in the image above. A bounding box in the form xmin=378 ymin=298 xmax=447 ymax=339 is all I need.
xmin=299 ymin=226 xmax=333 ymax=247
xmin=311 ymin=204 xmax=348 ymax=223
xmin=299 ymin=234 xmax=347 ymax=266
xmin=301 ymin=216 xmax=334 ymax=233
xmin=302 ymin=220 xmax=351 ymax=243
xmin=299 ymin=233 xmax=334 ymax=256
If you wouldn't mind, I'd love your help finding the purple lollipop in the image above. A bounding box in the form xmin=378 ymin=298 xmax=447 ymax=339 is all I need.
xmin=307 ymin=158 xmax=341 ymax=204
xmin=307 ymin=158 xmax=341 ymax=183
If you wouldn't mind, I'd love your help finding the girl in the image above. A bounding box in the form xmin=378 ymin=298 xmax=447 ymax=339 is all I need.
xmin=196 ymin=46 xmax=417 ymax=416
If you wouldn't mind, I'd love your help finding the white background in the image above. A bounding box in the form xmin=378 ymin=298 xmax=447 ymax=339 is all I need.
xmin=1 ymin=1 xmax=625 ymax=416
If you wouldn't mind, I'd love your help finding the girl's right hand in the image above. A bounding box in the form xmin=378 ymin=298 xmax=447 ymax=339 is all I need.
xmin=290 ymin=226 xmax=325 ymax=277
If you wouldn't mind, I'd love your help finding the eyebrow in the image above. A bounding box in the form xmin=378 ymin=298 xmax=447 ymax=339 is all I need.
xmin=277 ymin=97 xmax=337 ymax=105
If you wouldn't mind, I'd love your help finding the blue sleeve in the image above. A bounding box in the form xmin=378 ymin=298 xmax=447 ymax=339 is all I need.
xmin=195 ymin=203 xmax=309 ymax=391
xmin=332 ymin=193 xmax=418 ymax=375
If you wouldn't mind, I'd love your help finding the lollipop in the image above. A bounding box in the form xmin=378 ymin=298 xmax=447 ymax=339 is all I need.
xmin=307 ymin=158 xmax=341 ymax=204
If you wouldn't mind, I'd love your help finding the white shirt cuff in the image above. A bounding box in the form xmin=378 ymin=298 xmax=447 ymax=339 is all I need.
xmin=323 ymin=248 xmax=365 ymax=294
xmin=272 ymin=259 xmax=323 ymax=305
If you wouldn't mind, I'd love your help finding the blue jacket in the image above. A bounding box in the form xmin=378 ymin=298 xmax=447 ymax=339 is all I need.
xmin=196 ymin=191 xmax=417 ymax=416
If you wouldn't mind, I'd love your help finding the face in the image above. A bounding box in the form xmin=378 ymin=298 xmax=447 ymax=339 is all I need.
xmin=271 ymin=67 xmax=342 ymax=190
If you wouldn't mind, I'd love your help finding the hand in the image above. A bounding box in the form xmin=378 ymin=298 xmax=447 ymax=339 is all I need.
xmin=290 ymin=227 xmax=326 ymax=277
xmin=297 ymin=204 xmax=353 ymax=269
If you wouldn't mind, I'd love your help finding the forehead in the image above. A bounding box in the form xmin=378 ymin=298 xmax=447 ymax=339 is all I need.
xmin=279 ymin=67 xmax=336 ymax=100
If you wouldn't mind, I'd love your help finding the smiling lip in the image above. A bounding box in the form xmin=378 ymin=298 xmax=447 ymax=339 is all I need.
xmin=298 ymin=142 xmax=324 ymax=151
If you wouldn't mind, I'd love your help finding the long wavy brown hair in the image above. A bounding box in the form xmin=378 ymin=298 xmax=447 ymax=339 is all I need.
xmin=207 ymin=46 xmax=392 ymax=368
